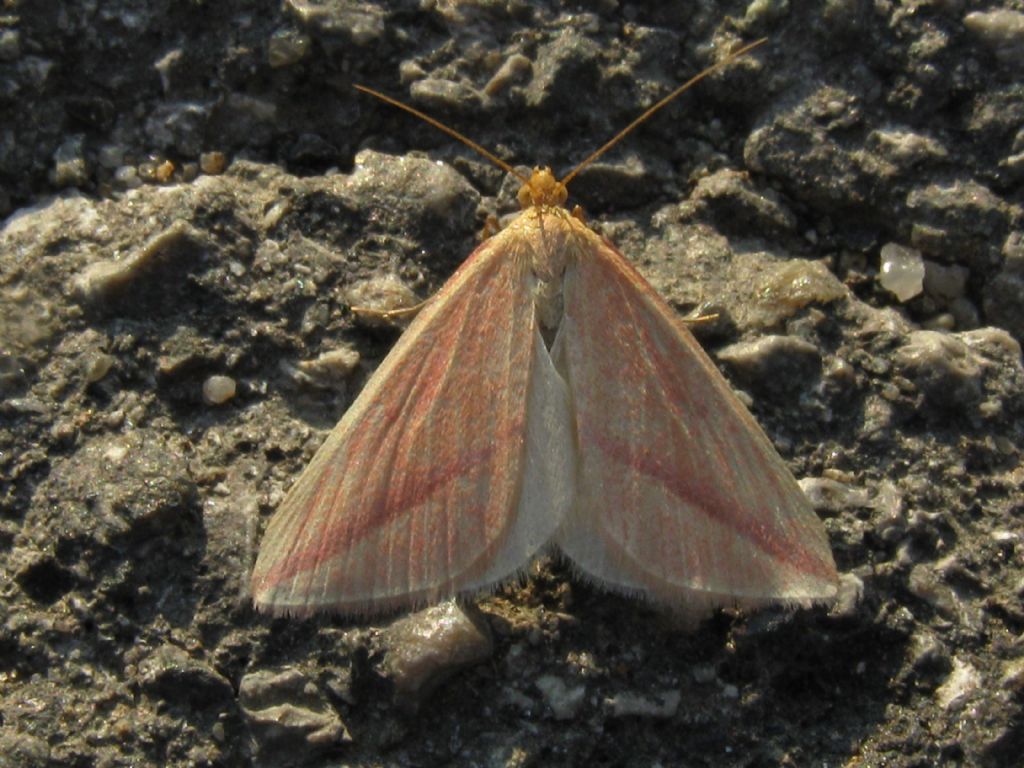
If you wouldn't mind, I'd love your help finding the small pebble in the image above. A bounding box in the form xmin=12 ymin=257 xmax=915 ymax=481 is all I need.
xmin=347 ymin=275 xmax=420 ymax=328
xmin=879 ymin=243 xmax=925 ymax=302
xmin=380 ymin=601 xmax=493 ymax=704
xmin=83 ymin=352 xmax=115 ymax=383
xmin=261 ymin=199 xmax=291 ymax=230
xmin=154 ymin=159 xmax=175 ymax=183
xmin=295 ymin=346 xmax=361 ymax=387
xmin=114 ymin=165 xmax=142 ymax=189
xmin=798 ymin=477 xmax=870 ymax=514
xmin=757 ymin=259 xmax=846 ymax=324
xmin=268 ymin=28 xmax=311 ymax=68
xmin=202 ymin=375 xmax=236 ymax=405
xmin=200 ymin=152 xmax=227 ymax=175
xmin=137 ymin=159 xmax=160 ymax=182
xmin=484 ymin=53 xmax=533 ymax=96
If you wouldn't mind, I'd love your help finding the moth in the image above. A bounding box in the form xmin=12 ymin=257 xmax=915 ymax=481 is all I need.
xmin=251 ymin=40 xmax=838 ymax=618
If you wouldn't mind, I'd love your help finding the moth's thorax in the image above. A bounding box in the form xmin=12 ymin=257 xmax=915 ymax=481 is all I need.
xmin=499 ymin=200 xmax=601 ymax=336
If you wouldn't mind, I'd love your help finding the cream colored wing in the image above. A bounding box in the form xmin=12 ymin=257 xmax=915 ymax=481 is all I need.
xmin=553 ymin=237 xmax=837 ymax=616
xmin=252 ymin=233 xmax=575 ymax=616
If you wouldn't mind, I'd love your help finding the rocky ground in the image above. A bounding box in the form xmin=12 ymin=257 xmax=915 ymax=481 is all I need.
xmin=2 ymin=1 xmax=1023 ymax=766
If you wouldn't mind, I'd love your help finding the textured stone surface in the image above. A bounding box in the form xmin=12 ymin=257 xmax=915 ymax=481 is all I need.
xmin=2 ymin=2 xmax=1024 ymax=766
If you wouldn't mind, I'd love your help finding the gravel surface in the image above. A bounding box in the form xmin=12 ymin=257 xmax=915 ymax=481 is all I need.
xmin=2 ymin=1 xmax=1023 ymax=766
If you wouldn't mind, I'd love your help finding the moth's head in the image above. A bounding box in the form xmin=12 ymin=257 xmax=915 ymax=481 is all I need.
xmin=517 ymin=167 xmax=568 ymax=210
